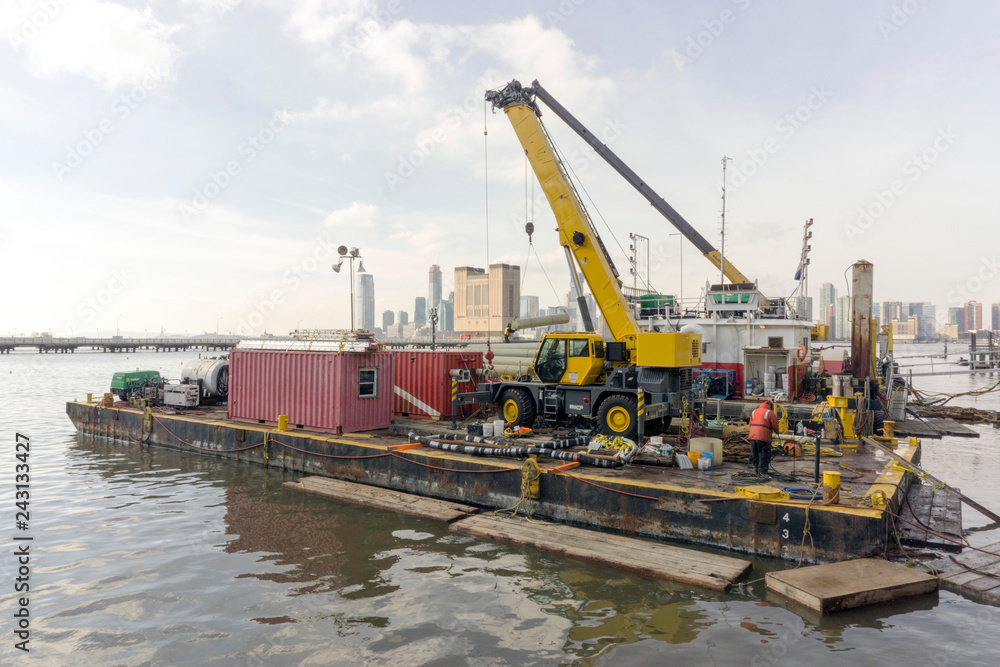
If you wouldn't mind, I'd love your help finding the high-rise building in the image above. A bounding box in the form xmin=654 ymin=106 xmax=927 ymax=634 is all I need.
xmin=355 ymin=273 xmax=375 ymax=331
xmin=948 ymin=307 xmax=963 ymax=328
xmin=382 ymin=309 xmax=394 ymax=331
xmin=414 ymin=296 xmax=427 ymax=327
xmin=454 ymin=263 xmax=520 ymax=334
xmin=520 ymin=295 xmax=540 ymax=319
xmin=438 ymin=299 xmax=454 ymax=332
xmin=428 ymin=265 xmax=442 ymax=316
xmin=835 ymin=295 xmax=852 ymax=340
xmin=819 ymin=283 xmax=836 ymax=324
xmin=965 ymin=301 xmax=982 ymax=333
xmin=398 ymin=310 xmax=409 ymax=326
xmin=881 ymin=300 xmax=902 ymax=325
xmin=992 ymin=303 xmax=1000 ymax=332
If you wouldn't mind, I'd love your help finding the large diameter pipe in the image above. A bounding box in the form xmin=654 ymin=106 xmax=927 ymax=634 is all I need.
xmin=511 ymin=313 xmax=571 ymax=330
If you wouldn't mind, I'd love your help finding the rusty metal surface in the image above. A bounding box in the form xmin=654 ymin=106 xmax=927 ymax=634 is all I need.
xmin=228 ymin=349 xmax=395 ymax=433
xmin=851 ymin=260 xmax=874 ymax=380
xmin=391 ymin=350 xmax=480 ymax=417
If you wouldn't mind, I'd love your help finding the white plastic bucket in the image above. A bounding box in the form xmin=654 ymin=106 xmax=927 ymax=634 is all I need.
xmin=481 ymin=422 xmax=494 ymax=437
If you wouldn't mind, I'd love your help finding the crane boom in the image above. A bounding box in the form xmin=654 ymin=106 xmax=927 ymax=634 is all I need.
xmin=523 ymin=80 xmax=752 ymax=286
xmin=486 ymin=81 xmax=640 ymax=344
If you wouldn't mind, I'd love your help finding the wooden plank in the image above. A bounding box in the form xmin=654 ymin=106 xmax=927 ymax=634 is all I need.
xmin=284 ymin=476 xmax=478 ymax=523
xmin=864 ymin=438 xmax=1000 ymax=524
xmin=952 ymin=544 xmax=1000 ymax=571
xmin=899 ymin=484 xmax=963 ymax=551
xmin=766 ymin=559 xmax=938 ymax=614
xmin=448 ymin=513 xmax=750 ymax=591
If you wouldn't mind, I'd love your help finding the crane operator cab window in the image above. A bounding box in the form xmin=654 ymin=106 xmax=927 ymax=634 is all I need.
xmin=568 ymin=339 xmax=590 ymax=358
xmin=536 ymin=338 xmax=567 ymax=383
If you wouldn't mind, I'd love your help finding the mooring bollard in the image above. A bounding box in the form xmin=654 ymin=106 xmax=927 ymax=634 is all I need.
xmin=451 ymin=378 xmax=458 ymax=430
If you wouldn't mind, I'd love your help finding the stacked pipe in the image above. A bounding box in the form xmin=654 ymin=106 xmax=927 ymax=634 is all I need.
xmin=407 ymin=431 xmax=620 ymax=468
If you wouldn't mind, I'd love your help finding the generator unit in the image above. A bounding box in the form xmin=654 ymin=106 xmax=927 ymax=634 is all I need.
xmin=163 ymin=383 xmax=200 ymax=408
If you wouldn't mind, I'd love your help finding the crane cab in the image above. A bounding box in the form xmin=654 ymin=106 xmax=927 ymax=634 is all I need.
xmin=533 ymin=332 xmax=606 ymax=386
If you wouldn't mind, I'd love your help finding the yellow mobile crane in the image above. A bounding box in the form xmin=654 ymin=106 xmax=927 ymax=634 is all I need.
xmin=468 ymin=79 xmax=702 ymax=439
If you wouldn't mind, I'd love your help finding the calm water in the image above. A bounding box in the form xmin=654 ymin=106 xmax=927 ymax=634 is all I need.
xmin=0 ymin=345 xmax=998 ymax=666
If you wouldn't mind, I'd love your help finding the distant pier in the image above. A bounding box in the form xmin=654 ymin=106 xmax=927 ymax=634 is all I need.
xmin=0 ymin=336 xmax=237 ymax=354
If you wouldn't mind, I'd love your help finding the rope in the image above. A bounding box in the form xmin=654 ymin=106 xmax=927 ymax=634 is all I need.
xmin=483 ymin=100 xmax=491 ymax=344
xmin=270 ymin=437 xmax=391 ymax=460
xmin=150 ymin=414 xmax=268 ymax=453
xmin=563 ymin=473 xmax=660 ymax=501
xmin=495 ymin=458 xmax=545 ymax=521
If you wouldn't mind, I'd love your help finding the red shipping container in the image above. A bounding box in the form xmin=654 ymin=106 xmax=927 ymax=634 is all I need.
xmin=392 ymin=350 xmax=480 ymax=418
xmin=228 ymin=349 xmax=395 ymax=433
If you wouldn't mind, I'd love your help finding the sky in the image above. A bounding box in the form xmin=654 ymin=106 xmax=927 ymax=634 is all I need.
xmin=1 ymin=0 xmax=998 ymax=337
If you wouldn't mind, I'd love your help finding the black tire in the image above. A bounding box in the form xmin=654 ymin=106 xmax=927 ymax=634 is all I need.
xmin=873 ymin=410 xmax=886 ymax=436
xmin=499 ymin=388 xmax=536 ymax=428
xmin=597 ymin=394 xmax=638 ymax=440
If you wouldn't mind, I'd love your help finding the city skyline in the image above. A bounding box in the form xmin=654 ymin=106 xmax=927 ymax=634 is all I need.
xmin=3 ymin=2 xmax=999 ymax=336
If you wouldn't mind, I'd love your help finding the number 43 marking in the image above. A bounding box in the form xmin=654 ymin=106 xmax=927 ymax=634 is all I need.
xmin=782 ymin=513 xmax=790 ymax=540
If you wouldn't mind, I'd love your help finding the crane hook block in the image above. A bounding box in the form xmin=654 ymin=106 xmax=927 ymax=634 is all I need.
xmin=525 ymin=222 xmax=534 ymax=239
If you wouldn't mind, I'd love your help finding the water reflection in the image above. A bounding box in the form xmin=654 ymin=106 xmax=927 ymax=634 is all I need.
xmin=36 ymin=400 xmax=994 ymax=665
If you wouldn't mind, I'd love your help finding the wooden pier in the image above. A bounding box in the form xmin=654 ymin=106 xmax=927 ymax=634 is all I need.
xmin=897 ymin=483 xmax=963 ymax=551
xmin=284 ymin=475 xmax=751 ymax=591
xmin=450 ymin=513 xmax=751 ymax=591
xmin=766 ymin=558 xmax=938 ymax=614
xmin=285 ymin=476 xmax=478 ymax=522
xmin=936 ymin=542 xmax=1000 ymax=605
xmin=0 ymin=335 xmax=236 ymax=354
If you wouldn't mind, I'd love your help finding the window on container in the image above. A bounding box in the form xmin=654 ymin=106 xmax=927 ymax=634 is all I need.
xmin=359 ymin=367 xmax=378 ymax=398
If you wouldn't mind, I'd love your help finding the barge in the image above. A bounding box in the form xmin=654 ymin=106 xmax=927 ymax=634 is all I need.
xmin=66 ymin=398 xmax=920 ymax=564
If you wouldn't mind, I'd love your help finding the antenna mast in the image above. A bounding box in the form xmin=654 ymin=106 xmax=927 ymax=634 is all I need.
xmin=720 ymin=156 xmax=732 ymax=285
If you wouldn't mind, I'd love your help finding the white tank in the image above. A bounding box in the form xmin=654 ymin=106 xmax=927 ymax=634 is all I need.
xmin=181 ymin=358 xmax=229 ymax=397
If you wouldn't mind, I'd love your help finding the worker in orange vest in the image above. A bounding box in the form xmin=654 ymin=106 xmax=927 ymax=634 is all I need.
xmin=749 ymin=399 xmax=780 ymax=476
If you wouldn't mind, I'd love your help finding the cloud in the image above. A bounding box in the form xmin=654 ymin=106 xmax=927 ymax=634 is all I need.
xmin=387 ymin=221 xmax=446 ymax=253
xmin=323 ymin=201 xmax=378 ymax=227
xmin=274 ymin=0 xmax=372 ymax=44
xmin=286 ymin=94 xmax=410 ymax=123
xmin=9 ymin=0 xmax=180 ymax=90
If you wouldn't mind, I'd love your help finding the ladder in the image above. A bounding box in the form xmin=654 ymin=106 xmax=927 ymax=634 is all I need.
xmin=541 ymin=389 xmax=561 ymax=422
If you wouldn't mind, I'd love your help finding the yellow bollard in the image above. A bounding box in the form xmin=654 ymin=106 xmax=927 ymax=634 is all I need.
xmin=883 ymin=420 xmax=895 ymax=437
xmin=86 ymin=393 xmax=93 ymax=404
xmin=277 ymin=415 xmax=289 ymax=432
xmin=823 ymin=470 xmax=841 ymax=504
